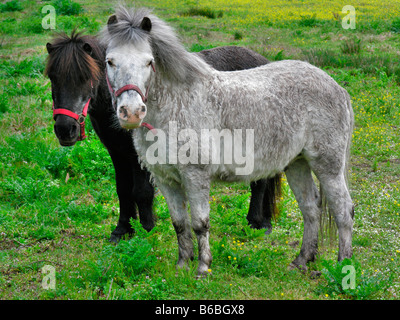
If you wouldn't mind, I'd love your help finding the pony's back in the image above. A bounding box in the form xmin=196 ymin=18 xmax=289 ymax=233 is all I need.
xmin=196 ymin=46 xmax=269 ymax=71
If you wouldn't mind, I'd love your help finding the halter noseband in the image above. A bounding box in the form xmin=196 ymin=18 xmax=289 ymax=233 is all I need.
xmin=106 ymin=62 xmax=156 ymax=133
xmin=52 ymin=81 xmax=93 ymax=141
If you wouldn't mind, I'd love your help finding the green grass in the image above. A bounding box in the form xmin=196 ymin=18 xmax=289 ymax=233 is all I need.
xmin=1 ymin=0 xmax=400 ymax=300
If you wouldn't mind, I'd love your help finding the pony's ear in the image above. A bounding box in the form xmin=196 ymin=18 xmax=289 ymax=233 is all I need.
xmin=140 ymin=17 xmax=152 ymax=32
xmin=46 ymin=42 xmax=53 ymax=54
xmin=83 ymin=42 xmax=93 ymax=56
xmin=107 ymin=14 xmax=118 ymax=28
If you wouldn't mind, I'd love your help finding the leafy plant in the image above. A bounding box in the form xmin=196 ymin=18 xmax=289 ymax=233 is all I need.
xmin=51 ymin=0 xmax=83 ymax=16
xmin=0 ymin=93 xmax=9 ymax=114
xmin=266 ymin=49 xmax=291 ymax=61
xmin=318 ymin=258 xmax=392 ymax=299
xmin=390 ymin=17 xmax=400 ymax=33
xmin=234 ymin=31 xmax=243 ymax=40
xmin=20 ymin=17 xmax=46 ymax=34
xmin=340 ymin=37 xmax=362 ymax=55
xmin=189 ymin=43 xmax=214 ymax=52
xmin=66 ymin=138 xmax=114 ymax=182
xmin=85 ymin=220 xmax=157 ymax=293
xmin=181 ymin=7 xmax=223 ymax=19
xmin=0 ymin=0 xmax=23 ymax=13
xmin=215 ymin=234 xmax=275 ymax=277
xmin=298 ymin=14 xmax=320 ymax=27
xmin=0 ymin=57 xmax=45 ymax=79
xmin=28 ymin=225 xmax=56 ymax=241
xmin=56 ymin=15 xmax=100 ymax=33
xmin=301 ymin=48 xmax=400 ymax=83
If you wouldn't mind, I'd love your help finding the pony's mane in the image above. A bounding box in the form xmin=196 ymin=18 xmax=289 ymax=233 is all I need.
xmin=45 ymin=30 xmax=105 ymax=85
xmin=100 ymin=6 xmax=210 ymax=83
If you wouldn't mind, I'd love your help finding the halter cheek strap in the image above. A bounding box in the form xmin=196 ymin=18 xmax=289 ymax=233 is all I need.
xmin=52 ymin=98 xmax=91 ymax=141
xmin=52 ymin=81 xmax=93 ymax=141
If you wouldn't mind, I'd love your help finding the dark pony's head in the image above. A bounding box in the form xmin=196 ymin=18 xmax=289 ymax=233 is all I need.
xmin=45 ymin=30 xmax=105 ymax=146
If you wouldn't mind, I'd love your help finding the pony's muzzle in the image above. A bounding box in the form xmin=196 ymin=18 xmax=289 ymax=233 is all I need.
xmin=54 ymin=115 xmax=80 ymax=146
xmin=118 ymin=104 xmax=147 ymax=129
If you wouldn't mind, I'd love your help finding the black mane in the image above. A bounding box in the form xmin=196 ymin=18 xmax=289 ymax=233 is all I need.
xmin=45 ymin=30 xmax=105 ymax=86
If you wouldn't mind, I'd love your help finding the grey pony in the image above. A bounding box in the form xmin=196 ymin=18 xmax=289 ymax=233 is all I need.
xmin=101 ymin=6 xmax=355 ymax=276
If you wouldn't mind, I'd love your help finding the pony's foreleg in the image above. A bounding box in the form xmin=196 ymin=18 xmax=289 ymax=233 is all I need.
xmin=132 ymin=168 xmax=155 ymax=232
xmin=182 ymin=171 xmax=212 ymax=277
xmin=285 ymin=158 xmax=321 ymax=270
xmin=156 ymin=181 xmax=193 ymax=269
xmin=107 ymin=149 xmax=137 ymax=243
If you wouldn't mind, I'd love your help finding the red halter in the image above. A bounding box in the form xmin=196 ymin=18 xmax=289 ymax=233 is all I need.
xmin=106 ymin=62 xmax=156 ymax=133
xmin=52 ymin=81 xmax=92 ymax=141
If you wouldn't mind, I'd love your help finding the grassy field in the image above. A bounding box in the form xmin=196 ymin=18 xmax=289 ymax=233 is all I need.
xmin=0 ymin=0 xmax=399 ymax=300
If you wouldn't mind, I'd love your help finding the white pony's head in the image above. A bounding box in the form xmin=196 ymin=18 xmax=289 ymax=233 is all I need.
xmin=101 ymin=6 xmax=209 ymax=129
xmin=104 ymin=12 xmax=154 ymax=129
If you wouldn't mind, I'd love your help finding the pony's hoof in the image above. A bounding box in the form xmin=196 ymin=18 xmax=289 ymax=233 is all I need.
xmin=309 ymin=270 xmax=322 ymax=279
xmin=141 ymin=221 xmax=155 ymax=232
xmin=109 ymin=232 xmax=133 ymax=243
xmin=109 ymin=234 xmax=121 ymax=244
xmin=196 ymin=262 xmax=212 ymax=279
xmin=196 ymin=270 xmax=212 ymax=280
xmin=109 ymin=225 xmax=134 ymax=243
xmin=288 ymin=262 xmax=307 ymax=273
xmin=264 ymin=225 xmax=272 ymax=235
xmin=248 ymin=221 xmax=272 ymax=235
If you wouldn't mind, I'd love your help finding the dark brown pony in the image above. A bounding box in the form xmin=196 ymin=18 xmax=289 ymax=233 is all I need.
xmin=45 ymin=31 xmax=281 ymax=241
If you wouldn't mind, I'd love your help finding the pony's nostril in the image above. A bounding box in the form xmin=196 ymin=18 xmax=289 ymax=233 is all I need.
xmin=54 ymin=120 xmax=79 ymax=146
xmin=119 ymin=106 xmax=129 ymax=120
xmin=135 ymin=106 xmax=146 ymax=119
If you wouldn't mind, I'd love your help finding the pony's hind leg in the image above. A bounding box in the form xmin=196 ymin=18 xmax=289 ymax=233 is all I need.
xmin=247 ymin=176 xmax=280 ymax=234
xmin=285 ymin=158 xmax=321 ymax=270
xmin=156 ymin=181 xmax=194 ymax=269
xmin=315 ymin=172 xmax=354 ymax=261
xmin=247 ymin=179 xmax=269 ymax=230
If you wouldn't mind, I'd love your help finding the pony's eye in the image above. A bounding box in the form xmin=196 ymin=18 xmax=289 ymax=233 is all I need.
xmin=147 ymin=60 xmax=153 ymax=67
xmin=107 ymin=59 xmax=114 ymax=67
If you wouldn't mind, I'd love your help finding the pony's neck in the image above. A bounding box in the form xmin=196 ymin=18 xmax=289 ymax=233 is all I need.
xmin=89 ymin=46 xmax=114 ymax=114
xmin=151 ymin=40 xmax=212 ymax=85
xmin=151 ymin=46 xmax=214 ymax=92
xmin=150 ymin=60 xmax=210 ymax=105
xmin=143 ymin=62 xmax=215 ymax=131
xmin=91 ymin=78 xmax=112 ymax=113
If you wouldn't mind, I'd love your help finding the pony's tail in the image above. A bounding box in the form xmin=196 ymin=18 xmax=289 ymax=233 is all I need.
xmin=345 ymin=92 xmax=354 ymax=194
xmin=344 ymin=92 xmax=355 ymax=219
xmin=319 ymin=188 xmax=336 ymax=248
xmin=319 ymin=90 xmax=354 ymax=248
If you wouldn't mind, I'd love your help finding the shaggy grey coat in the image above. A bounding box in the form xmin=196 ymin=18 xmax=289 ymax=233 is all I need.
xmin=101 ymin=6 xmax=354 ymax=276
